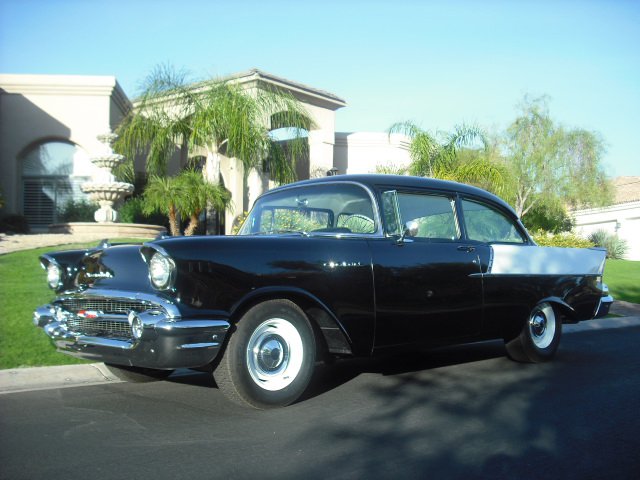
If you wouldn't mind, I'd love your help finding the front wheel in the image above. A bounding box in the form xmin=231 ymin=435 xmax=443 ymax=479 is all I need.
xmin=214 ymin=299 xmax=316 ymax=409
xmin=505 ymin=302 xmax=562 ymax=363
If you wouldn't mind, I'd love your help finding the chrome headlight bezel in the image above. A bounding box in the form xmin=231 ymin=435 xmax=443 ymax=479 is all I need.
xmin=148 ymin=251 xmax=176 ymax=290
xmin=45 ymin=262 xmax=63 ymax=290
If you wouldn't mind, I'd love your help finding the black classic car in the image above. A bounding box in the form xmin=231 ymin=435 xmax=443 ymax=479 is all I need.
xmin=34 ymin=175 xmax=613 ymax=408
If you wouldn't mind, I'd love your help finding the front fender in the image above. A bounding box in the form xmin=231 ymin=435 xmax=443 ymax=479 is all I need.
xmin=229 ymin=286 xmax=353 ymax=355
xmin=40 ymin=249 xmax=94 ymax=292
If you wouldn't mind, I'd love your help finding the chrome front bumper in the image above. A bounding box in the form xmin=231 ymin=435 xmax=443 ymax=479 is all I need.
xmin=34 ymin=294 xmax=230 ymax=370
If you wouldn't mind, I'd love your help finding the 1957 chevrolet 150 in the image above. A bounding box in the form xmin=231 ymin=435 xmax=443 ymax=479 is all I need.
xmin=34 ymin=175 xmax=613 ymax=408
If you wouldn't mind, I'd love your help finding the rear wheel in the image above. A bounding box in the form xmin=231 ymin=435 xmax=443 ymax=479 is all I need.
xmin=505 ymin=302 xmax=562 ymax=363
xmin=214 ymin=299 xmax=316 ymax=409
xmin=103 ymin=363 xmax=173 ymax=382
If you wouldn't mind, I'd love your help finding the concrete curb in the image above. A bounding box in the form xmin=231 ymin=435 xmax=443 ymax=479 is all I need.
xmin=0 ymin=363 xmax=123 ymax=395
xmin=1 ymin=316 xmax=639 ymax=395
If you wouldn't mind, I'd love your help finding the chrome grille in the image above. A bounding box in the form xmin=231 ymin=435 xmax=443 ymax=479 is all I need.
xmin=59 ymin=298 xmax=154 ymax=315
xmin=56 ymin=297 xmax=163 ymax=340
xmin=66 ymin=316 xmax=131 ymax=338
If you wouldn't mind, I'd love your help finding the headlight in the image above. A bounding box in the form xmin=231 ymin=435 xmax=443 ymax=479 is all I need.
xmin=46 ymin=263 xmax=62 ymax=289
xmin=149 ymin=252 xmax=174 ymax=290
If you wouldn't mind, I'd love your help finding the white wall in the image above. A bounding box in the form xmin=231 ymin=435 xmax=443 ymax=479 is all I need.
xmin=573 ymin=201 xmax=640 ymax=261
xmin=334 ymin=132 xmax=411 ymax=175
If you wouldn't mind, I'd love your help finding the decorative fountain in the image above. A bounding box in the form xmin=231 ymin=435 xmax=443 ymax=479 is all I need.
xmin=81 ymin=133 xmax=134 ymax=223
xmin=48 ymin=132 xmax=166 ymax=238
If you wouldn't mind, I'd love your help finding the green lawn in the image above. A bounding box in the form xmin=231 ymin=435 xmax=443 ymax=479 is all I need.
xmin=1 ymin=245 xmax=638 ymax=369
xmin=604 ymin=259 xmax=640 ymax=304
xmin=0 ymin=239 xmax=149 ymax=369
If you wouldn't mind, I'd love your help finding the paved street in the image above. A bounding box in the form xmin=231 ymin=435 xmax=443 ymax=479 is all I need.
xmin=1 ymin=326 xmax=639 ymax=480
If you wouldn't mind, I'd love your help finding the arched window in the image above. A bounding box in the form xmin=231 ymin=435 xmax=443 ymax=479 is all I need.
xmin=21 ymin=141 xmax=95 ymax=228
xmin=267 ymin=111 xmax=311 ymax=183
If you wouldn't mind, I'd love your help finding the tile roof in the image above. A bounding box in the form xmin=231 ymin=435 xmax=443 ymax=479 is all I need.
xmin=613 ymin=176 xmax=640 ymax=204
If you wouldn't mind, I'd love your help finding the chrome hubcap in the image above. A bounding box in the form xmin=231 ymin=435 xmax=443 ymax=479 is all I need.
xmin=530 ymin=313 xmax=547 ymax=337
xmin=246 ymin=318 xmax=304 ymax=391
xmin=257 ymin=335 xmax=287 ymax=371
xmin=529 ymin=303 xmax=556 ymax=349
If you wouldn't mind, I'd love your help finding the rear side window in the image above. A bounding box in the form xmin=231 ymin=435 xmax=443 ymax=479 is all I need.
xmin=461 ymin=199 xmax=525 ymax=243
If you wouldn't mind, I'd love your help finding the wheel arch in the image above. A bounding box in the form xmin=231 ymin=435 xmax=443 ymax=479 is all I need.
xmin=228 ymin=287 xmax=353 ymax=358
xmin=539 ymin=296 xmax=575 ymax=323
xmin=502 ymin=296 xmax=574 ymax=342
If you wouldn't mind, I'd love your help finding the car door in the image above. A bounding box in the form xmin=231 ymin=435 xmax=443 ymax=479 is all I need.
xmin=371 ymin=190 xmax=488 ymax=349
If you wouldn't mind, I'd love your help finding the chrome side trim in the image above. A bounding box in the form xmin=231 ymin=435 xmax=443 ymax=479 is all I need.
xmin=155 ymin=319 xmax=230 ymax=332
xmin=177 ymin=342 xmax=221 ymax=350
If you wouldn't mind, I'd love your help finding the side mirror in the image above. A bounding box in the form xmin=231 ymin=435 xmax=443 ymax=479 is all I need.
xmin=396 ymin=220 xmax=418 ymax=245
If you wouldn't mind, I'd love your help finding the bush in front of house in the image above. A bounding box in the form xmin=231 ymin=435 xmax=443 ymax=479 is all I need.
xmin=57 ymin=199 xmax=96 ymax=222
xmin=531 ymin=230 xmax=594 ymax=249
xmin=118 ymin=197 xmax=167 ymax=227
xmin=588 ymin=229 xmax=628 ymax=259
xmin=0 ymin=214 xmax=30 ymax=234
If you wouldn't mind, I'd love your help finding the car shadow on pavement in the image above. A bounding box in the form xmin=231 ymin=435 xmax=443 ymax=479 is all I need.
xmin=301 ymin=340 xmax=507 ymax=402
xmin=160 ymin=340 xmax=507 ymax=401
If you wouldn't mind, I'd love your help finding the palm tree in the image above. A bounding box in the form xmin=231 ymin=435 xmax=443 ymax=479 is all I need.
xmin=178 ymin=169 xmax=231 ymax=236
xmin=142 ymin=170 xmax=231 ymax=236
xmin=141 ymin=175 xmax=182 ymax=236
xmin=115 ymin=65 xmax=312 ymax=185
xmin=388 ymin=121 xmax=506 ymax=195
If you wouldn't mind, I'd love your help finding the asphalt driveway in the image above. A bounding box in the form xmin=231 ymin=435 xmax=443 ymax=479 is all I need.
xmin=1 ymin=324 xmax=639 ymax=480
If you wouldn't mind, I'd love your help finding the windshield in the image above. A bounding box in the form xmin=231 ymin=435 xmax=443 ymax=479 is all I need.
xmin=238 ymin=183 xmax=377 ymax=236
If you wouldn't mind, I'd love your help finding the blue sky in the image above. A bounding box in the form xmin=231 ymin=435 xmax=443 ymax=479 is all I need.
xmin=1 ymin=0 xmax=638 ymax=176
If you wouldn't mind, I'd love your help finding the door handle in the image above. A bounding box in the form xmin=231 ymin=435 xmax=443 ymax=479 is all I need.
xmin=457 ymin=245 xmax=476 ymax=253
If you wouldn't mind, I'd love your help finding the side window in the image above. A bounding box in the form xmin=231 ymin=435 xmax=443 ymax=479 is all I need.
xmin=461 ymin=199 xmax=525 ymax=243
xmin=396 ymin=193 xmax=460 ymax=240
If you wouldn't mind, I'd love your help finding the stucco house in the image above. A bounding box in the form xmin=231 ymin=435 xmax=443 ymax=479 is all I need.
xmin=0 ymin=74 xmax=130 ymax=229
xmin=573 ymin=177 xmax=640 ymax=261
xmin=0 ymin=70 xmax=410 ymax=234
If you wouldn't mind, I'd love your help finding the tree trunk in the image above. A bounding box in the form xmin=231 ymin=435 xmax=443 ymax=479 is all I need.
xmin=184 ymin=213 xmax=200 ymax=236
xmin=168 ymin=205 xmax=180 ymax=236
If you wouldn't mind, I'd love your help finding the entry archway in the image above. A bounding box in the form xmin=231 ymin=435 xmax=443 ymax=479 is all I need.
xmin=21 ymin=140 xmax=95 ymax=228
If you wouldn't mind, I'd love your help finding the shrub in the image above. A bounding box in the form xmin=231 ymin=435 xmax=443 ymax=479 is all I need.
xmin=531 ymin=230 xmax=594 ymax=248
xmin=588 ymin=229 xmax=628 ymax=259
xmin=521 ymin=202 xmax=574 ymax=233
xmin=57 ymin=199 xmax=95 ymax=222
xmin=119 ymin=197 xmax=167 ymax=226
xmin=0 ymin=214 xmax=30 ymax=234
